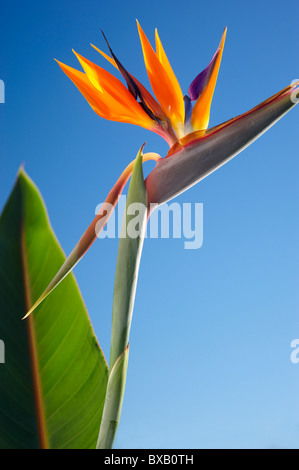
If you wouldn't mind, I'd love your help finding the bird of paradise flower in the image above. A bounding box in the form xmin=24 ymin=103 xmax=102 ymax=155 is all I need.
xmin=23 ymin=22 xmax=298 ymax=320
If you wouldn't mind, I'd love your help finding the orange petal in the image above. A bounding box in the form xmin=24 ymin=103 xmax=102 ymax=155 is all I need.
xmin=56 ymin=57 xmax=153 ymax=129
xmin=136 ymin=21 xmax=185 ymax=132
xmin=155 ymin=28 xmax=184 ymax=117
xmin=55 ymin=59 xmax=110 ymax=117
xmin=90 ymin=43 xmax=117 ymax=68
xmin=73 ymin=51 xmax=153 ymax=124
xmin=191 ymin=27 xmax=227 ymax=131
xmin=91 ymin=42 xmax=167 ymax=123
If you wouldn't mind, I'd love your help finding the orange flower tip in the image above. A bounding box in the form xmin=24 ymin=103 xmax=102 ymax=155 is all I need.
xmin=220 ymin=27 xmax=227 ymax=46
xmin=54 ymin=58 xmax=67 ymax=70
xmin=71 ymin=50 xmax=86 ymax=68
xmin=55 ymin=59 xmax=71 ymax=75
xmin=154 ymin=28 xmax=160 ymax=50
xmin=90 ymin=43 xmax=100 ymax=53
xmin=136 ymin=19 xmax=143 ymax=32
xmin=136 ymin=21 xmax=151 ymax=49
xmin=90 ymin=43 xmax=117 ymax=68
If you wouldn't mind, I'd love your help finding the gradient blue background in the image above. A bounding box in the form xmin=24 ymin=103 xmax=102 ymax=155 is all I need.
xmin=1 ymin=0 xmax=298 ymax=449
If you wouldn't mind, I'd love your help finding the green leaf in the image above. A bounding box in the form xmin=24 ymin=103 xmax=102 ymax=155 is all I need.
xmin=109 ymin=148 xmax=147 ymax=369
xmin=96 ymin=345 xmax=129 ymax=449
xmin=97 ymin=147 xmax=147 ymax=449
xmin=0 ymin=169 xmax=108 ymax=449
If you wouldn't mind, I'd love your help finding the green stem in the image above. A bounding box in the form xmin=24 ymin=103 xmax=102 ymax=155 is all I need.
xmin=96 ymin=147 xmax=147 ymax=449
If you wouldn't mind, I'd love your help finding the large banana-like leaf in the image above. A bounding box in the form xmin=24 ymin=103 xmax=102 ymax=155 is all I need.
xmin=0 ymin=169 xmax=108 ymax=449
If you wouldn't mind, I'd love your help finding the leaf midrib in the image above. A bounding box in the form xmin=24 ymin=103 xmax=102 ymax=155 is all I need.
xmin=20 ymin=223 xmax=49 ymax=449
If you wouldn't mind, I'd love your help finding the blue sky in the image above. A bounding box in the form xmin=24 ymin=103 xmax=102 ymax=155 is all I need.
xmin=1 ymin=0 xmax=299 ymax=448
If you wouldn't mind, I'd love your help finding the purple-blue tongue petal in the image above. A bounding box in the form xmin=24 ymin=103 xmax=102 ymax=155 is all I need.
xmin=184 ymin=95 xmax=193 ymax=124
xmin=188 ymin=48 xmax=219 ymax=101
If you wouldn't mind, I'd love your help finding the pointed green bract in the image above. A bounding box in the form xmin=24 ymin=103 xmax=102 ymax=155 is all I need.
xmin=109 ymin=148 xmax=147 ymax=369
xmin=97 ymin=148 xmax=147 ymax=449
xmin=0 ymin=170 xmax=108 ymax=449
